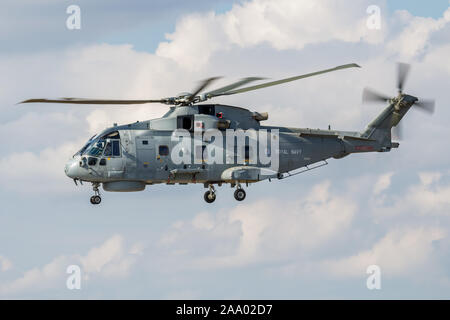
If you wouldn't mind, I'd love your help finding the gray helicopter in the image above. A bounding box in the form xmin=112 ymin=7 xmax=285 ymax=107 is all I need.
xmin=21 ymin=63 xmax=434 ymax=204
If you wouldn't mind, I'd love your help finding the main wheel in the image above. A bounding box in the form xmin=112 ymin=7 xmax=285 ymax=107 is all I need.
xmin=234 ymin=188 xmax=246 ymax=201
xmin=90 ymin=195 xmax=101 ymax=205
xmin=204 ymin=191 xmax=216 ymax=203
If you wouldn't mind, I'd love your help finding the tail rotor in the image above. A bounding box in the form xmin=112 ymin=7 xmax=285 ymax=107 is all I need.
xmin=362 ymin=63 xmax=435 ymax=140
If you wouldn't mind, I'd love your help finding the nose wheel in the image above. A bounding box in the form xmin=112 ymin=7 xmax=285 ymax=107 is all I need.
xmin=234 ymin=185 xmax=246 ymax=201
xmin=90 ymin=183 xmax=102 ymax=205
xmin=204 ymin=184 xmax=216 ymax=203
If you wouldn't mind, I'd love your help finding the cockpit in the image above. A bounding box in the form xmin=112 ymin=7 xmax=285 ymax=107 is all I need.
xmin=65 ymin=130 xmax=124 ymax=182
xmin=75 ymin=131 xmax=121 ymax=158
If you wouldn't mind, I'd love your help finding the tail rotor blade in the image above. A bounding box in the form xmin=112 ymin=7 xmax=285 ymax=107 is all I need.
xmin=362 ymin=87 xmax=390 ymax=104
xmin=397 ymin=62 xmax=411 ymax=93
xmin=415 ymin=99 xmax=435 ymax=114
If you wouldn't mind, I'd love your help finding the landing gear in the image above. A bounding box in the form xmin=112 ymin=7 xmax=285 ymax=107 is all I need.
xmin=234 ymin=187 xmax=246 ymax=201
xmin=204 ymin=184 xmax=216 ymax=203
xmin=90 ymin=183 xmax=102 ymax=205
xmin=90 ymin=195 xmax=101 ymax=205
xmin=202 ymin=183 xmax=247 ymax=203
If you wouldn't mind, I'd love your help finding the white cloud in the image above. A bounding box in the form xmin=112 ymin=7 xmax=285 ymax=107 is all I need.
xmin=324 ymin=227 xmax=446 ymax=278
xmin=0 ymin=256 xmax=12 ymax=272
xmin=387 ymin=7 xmax=450 ymax=58
xmin=158 ymin=181 xmax=357 ymax=269
xmin=373 ymin=172 xmax=450 ymax=218
xmin=0 ymin=255 xmax=69 ymax=296
xmin=157 ymin=0 xmax=385 ymax=70
xmin=419 ymin=171 xmax=442 ymax=186
xmin=0 ymin=235 xmax=140 ymax=296
xmin=373 ymin=172 xmax=394 ymax=195
xmin=0 ymin=142 xmax=81 ymax=193
xmin=80 ymin=234 xmax=124 ymax=274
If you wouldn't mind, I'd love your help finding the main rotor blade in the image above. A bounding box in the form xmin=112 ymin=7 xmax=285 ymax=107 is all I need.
xmin=205 ymin=77 xmax=265 ymax=97
xmin=186 ymin=77 xmax=221 ymax=103
xmin=214 ymin=63 xmax=361 ymax=97
xmin=397 ymin=62 xmax=410 ymax=93
xmin=362 ymin=87 xmax=391 ymax=104
xmin=414 ymin=99 xmax=435 ymax=114
xmin=19 ymin=98 xmax=168 ymax=105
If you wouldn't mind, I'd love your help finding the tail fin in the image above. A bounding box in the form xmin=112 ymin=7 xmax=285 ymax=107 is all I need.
xmin=361 ymin=98 xmax=415 ymax=148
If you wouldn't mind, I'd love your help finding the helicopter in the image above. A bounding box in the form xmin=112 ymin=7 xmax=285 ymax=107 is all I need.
xmin=21 ymin=62 xmax=434 ymax=205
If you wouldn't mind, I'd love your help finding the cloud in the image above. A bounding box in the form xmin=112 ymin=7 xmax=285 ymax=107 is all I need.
xmin=373 ymin=172 xmax=394 ymax=195
xmin=419 ymin=172 xmax=442 ymax=186
xmin=324 ymin=227 xmax=446 ymax=278
xmin=0 ymin=256 xmax=12 ymax=272
xmin=156 ymin=0 xmax=385 ymax=70
xmin=158 ymin=181 xmax=357 ymax=269
xmin=372 ymin=171 xmax=450 ymax=218
xmin=0 ymin=142 xmax=81 ymax=193
xmin=0 ymin=235 xmax=141 ymax=296
xmin=0 ymin=0 xmax=230 ymax=53
xmin=0 ymin=255 xmax=69 ymax=296
xmin=387 ymin=7 xmax=450 ymax=58
xmin=80 ymin=234 xmax=140 ymax=278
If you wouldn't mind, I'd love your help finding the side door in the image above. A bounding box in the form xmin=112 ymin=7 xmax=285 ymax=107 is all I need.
xmin=103 ymin=138 xmax=125 ymax=178
xmin=154 ymin=142 xmax=171 ymax=181
xmin=136 ymin=136 xmax=155 ymax=180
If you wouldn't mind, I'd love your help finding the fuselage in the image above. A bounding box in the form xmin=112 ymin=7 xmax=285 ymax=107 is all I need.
xmin=64 ymin=103 xmax=386 ymax=191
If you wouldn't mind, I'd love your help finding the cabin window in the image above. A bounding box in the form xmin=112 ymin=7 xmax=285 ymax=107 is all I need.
xmin=112 ymin=140 xmax=121 ymax=156
xmin=177 ymin=115 xmax=193 ymax=131
xmin=198 ymin=105 xmax=215 ymax=115
xmin=159 ymin=145 xmax=169 ymax=156
xmin=142 ymin=140 xmax=148 ymax=145
xmin=99 ymin=158 xmax=106 ymax=166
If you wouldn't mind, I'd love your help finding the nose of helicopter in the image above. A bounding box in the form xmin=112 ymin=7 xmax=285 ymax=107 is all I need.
xmin=64 ymin=157 xmax=83 ymax=179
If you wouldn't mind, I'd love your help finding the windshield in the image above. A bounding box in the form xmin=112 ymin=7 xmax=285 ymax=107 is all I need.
xmin=74 ymin=134 xmax=97 ymax=157
xmin=75 ymin=131 xmax=120 ymax=157
xmin=85 ymin=139 xmax=106 ymax=156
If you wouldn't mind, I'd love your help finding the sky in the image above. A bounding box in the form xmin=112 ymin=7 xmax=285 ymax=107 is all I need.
xmin=0 ymin=0 xmax=450 ymax=299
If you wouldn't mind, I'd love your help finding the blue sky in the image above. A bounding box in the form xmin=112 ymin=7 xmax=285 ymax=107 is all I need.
xmin=388 ymin=0 xmax=449 ymax=18
xmin=1 ymin=0 xmax=450 ymax=299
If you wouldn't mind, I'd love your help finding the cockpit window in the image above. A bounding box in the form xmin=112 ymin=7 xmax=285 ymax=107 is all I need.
xmin=102 ymin=140 xmax=121 ymax=157
xmin=74 ymin=134 xmax=98 ymax=157
xmin=86 ymin=140 xmax=106 ymax=157
xmin=103 ymin=142 xmax=112 ymax=157
xmin=112 ymin=140 xmax=120 ymax=156
xmin=75 ymin=131 xmax=120 ymax=157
